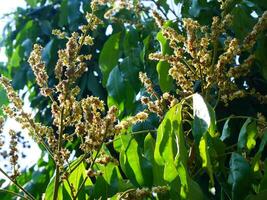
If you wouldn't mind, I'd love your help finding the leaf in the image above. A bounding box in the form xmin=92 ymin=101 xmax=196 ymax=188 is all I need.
xmin=237 ymin=118 xmax=257 ymax=151
xmin=26 ymin=0 xmax=37 ymax=7
xmin=188 ymin=180 xmax=204 ymax=200
xmin=45 ymin=176 xmax=71 ymax=200
xmin=59 ymin=0 xmax=68 ymax=27
xmin=252 ymin=130 xmax=267 ymax=172
xmin=144 ymin=133 xmax=165 ymax=185
xmin=220 ymin=118 xmax=231 ymax=141
xmin=99 ymin=32 xmax=121 ymax=86
xmin=154 ymin=104 xmax=190 ymax=197
xmin=119 ymin=134 xmax=153 ymax=187
xmin=63 ymin=157 xmax=92 ymax=199
xmin=154 ymin=105 xmax=178 ymax=166
xmin=192 ymin=93 xmax=216 ymax=144
xmin=156 ymin=24 xmax=174 ymax=92
xmin=228 ymin=153 xmax=251 ymax=200
xmin=199 ymin=134 xmax=214 ymax=186
xmin=91 ymin=162 xmax=125 ymax=199
xmin=231 ymin=5 xmax=255 ymax=40
xmin=0 ymin=86 xmax=8 ymax=116
xmin=106 ymin=66 xmax=135 ymax=113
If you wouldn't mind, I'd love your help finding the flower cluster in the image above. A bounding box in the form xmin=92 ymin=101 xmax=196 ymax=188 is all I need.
xmin=150 ymin=9 xmax=267 ymax=106
xmin=0 ymin=8 xmax=150 ymax=188
xmin=139 ymin=72 xmax=178 ymax=117
xmin=120 ymin=186 xmax=168 ymax=200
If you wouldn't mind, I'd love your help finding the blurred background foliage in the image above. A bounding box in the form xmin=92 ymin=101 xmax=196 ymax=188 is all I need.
xmin=0 ymin=0 xmax=267 ymax=199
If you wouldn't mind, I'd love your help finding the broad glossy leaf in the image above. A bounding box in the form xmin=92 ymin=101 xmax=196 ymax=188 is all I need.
xmin=228 ymin=153 xmax=251 ymax=200
xmin=192 ymin=93 xmax=216 ymax=144
xmin=144 ymin=133 xmax=165 ymax=185
xmin=119 ymin=134 xmax=153 ymax=187
xmin=99 ymin=32 xmax=121 ymax=86
xmin=91 ymin=162 xmax=126 ymax=199
xmin=106 ymin=66 xmax=135 ymax=113
xmin=154 ymin=105 xmax=179 ymax=166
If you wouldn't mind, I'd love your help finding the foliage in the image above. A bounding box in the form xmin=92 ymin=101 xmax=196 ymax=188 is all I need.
xmin=0 ymin=0 xmax=267 ymax=200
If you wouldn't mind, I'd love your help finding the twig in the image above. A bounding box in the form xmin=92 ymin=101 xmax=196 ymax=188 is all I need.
xmin=53 ymin=107 xmax=65 ymax=200
xmin=0 ymin=188 xmax=29 ymax=200
xmin=0 ymin=168 xmax=35 ymax=200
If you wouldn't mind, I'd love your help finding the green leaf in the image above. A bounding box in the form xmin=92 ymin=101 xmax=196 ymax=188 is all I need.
xmin=9 ymin=46 xmax=22 ymax=68
xmin=188 ymin=180 xmax=204 ymax=200
xmin=252 ymin=130 xmax=267 ymax=172
xmin=144 ymin=133 xmax=165 ymax=185
xmin=154 ymin=103 xmax=190 ymax=197
xmin=0 ymin=86 xmax=8 ymax=116
xmin=231 ymin=5 xmax=254 ymax=40
xmin=106 ymin=66 xmax=135 ymax=113
xmin=119 ymin=134 xmax=153 ymax=187
xmin=237 ymin=118 xmax=257 ymax=151
xmin=91 ymin=162 xmax=125 ymax=199
xmin=199 ymin=134 xmax=214 ymax=186
xmin=59 ymin=0 xmax=68 ymax=27
xmin=192 ymin=93 xmax=216 ymax=144
xmin=220 ymin=118 xmax=231 ymax=141
xmin=228 ymin=153 xmax=252 ymax=200
xmin=99 ymin=32 xmax=121 ymax=86
xmin=63 ymin=157 xmax=92 ymax=199
xmin=26 ymin=0 xmax=37 ymax=7
xmin=45 ymin=176 xmax=71 ymax=200
xmin=156 ymin=25 xmax=174 ymax=92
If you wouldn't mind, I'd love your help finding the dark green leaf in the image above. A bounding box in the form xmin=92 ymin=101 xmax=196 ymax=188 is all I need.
xmin=228 ymin=153 xmax=251 ymax=200
xmin=99 ymin=32 xmax=121 ymax=86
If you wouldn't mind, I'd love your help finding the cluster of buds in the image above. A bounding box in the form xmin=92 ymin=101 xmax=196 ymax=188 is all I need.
xmin=115 ymin=111 xmax=149 ymax=132
xmin=243 ymin=11 xmax=267 ymax=50
xmin=121 ymin=186 xmax=169 ymax=200
xmin=8 ymin=130 xmax=20 ymax=179
xmin=150 ymin=9 xmax=267 ymax=106
xmin=0 ymin=76 xmax=23 ymax=110
xmin=0 ymin=117 xmax=4 ymax=148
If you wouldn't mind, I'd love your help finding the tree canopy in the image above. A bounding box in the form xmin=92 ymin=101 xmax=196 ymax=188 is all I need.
xmin=0 ymin=0 xmax=267 ymax=199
